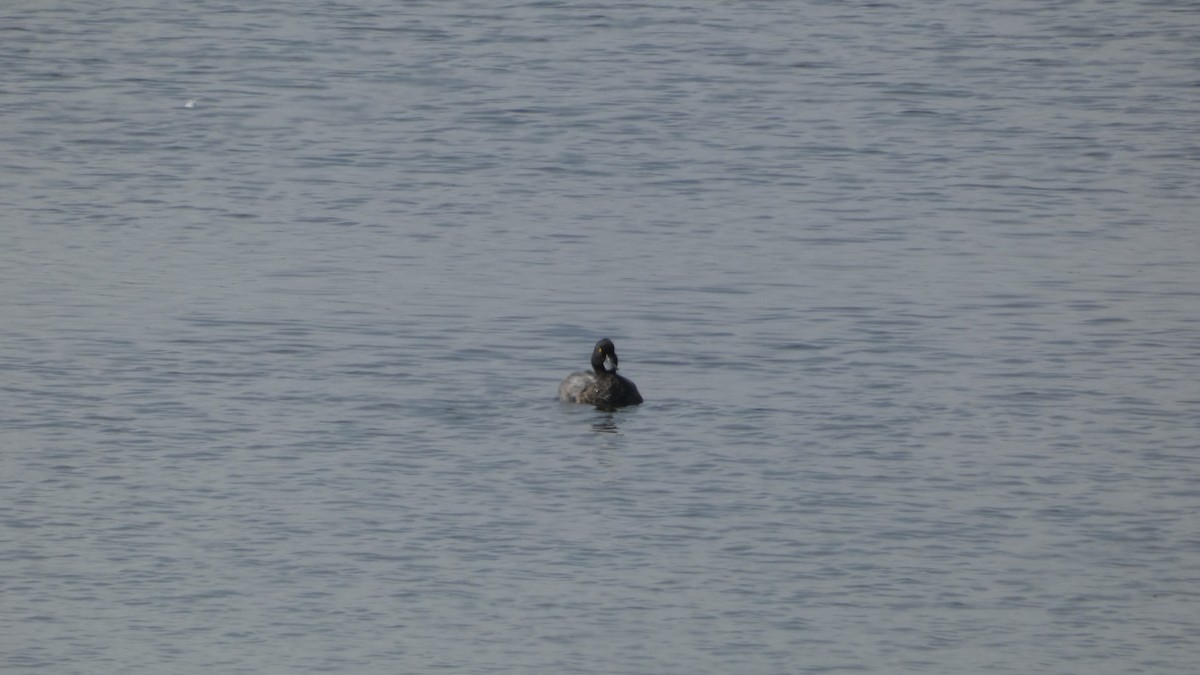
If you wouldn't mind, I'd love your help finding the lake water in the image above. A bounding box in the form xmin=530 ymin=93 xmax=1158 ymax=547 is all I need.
xmin=2 ymin=1 xmax=1198 ymax=673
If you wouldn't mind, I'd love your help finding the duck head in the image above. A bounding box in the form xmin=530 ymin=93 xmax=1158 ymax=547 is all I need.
xmin=590 ymin=338 xmax=619 ymax=374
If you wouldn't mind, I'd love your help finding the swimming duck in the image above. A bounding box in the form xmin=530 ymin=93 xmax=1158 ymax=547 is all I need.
xmin=558 ymin=338 xmax=643 ymax=408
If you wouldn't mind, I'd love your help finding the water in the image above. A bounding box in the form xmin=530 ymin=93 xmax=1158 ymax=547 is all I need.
xmin=3 ymin=1 xmax=1198 ymax=673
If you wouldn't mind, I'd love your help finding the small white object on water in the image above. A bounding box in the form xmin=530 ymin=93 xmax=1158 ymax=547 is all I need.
xmin=184 ymin=99 xmax=197 ymax=108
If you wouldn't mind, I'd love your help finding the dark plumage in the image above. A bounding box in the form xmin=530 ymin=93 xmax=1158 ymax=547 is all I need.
xmin=558 ymin=338 xmax=643 ymax=409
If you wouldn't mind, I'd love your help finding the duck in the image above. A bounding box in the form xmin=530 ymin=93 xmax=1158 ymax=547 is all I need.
xmin=558 ymin=338 xmax=643 ymax=409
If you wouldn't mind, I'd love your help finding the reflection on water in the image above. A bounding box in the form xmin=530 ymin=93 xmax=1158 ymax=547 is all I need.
xmin=591 ymin=413 xmax=620 ymax=434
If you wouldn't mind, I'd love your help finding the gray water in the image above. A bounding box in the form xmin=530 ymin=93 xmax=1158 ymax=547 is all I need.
xmin=3 ymin=1 xmax=1199 ymax=673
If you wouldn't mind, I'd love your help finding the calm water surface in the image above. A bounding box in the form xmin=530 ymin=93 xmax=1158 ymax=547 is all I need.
xmin=2 ymin=1 xmax=1198 ymax=673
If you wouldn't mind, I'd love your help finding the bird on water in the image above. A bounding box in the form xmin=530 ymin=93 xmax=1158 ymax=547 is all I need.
xmin=558 ymin=338 xmax=643 ymax=409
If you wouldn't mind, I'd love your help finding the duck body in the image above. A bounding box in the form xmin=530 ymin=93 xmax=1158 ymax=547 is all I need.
xmin=558 ymin=338 xmax=643 ymax=409
xmin=558 ymin=370 xmax=643 ymax=408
